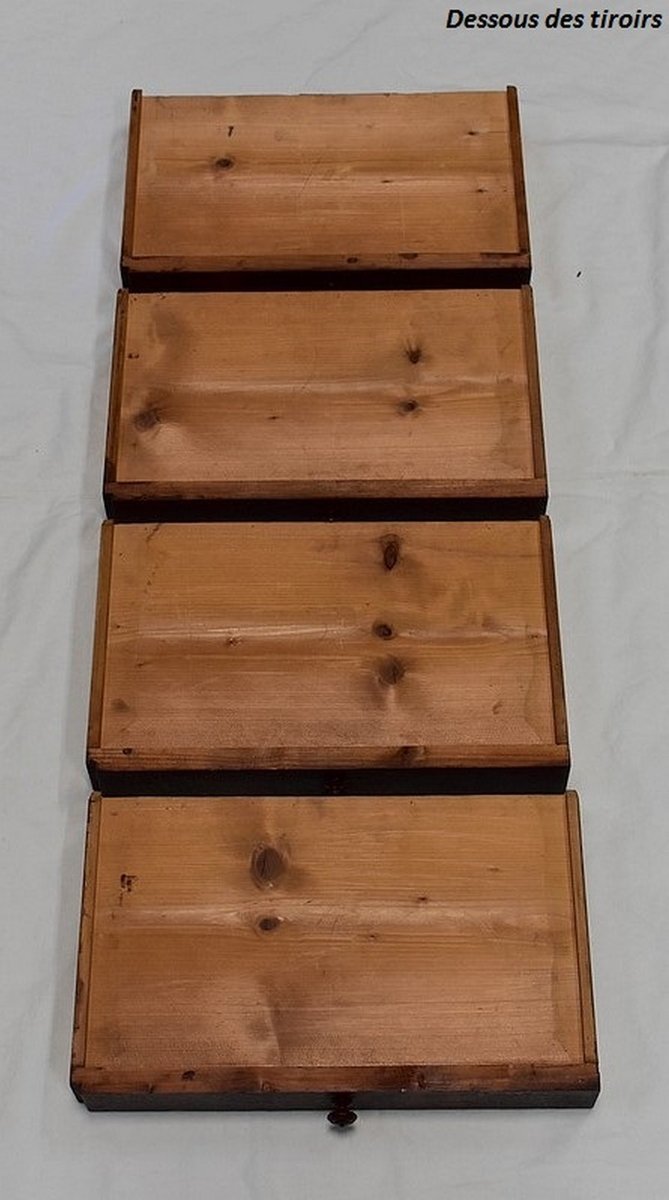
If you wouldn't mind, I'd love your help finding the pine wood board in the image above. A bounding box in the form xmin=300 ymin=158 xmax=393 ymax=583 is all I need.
xmin=104 ymin=287 xmax=546 ymax=518
xmin=121 ymin=89 xmax=530 ymax=288
xmin=71 ymin=792 xmax=598 ymax=1112
xmin=86 ymin=519 xmax=569 ymax=792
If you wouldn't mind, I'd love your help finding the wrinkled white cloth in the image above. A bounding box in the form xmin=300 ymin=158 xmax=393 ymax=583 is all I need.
xmin=1 ymin=4 xmax=668 ymax=1197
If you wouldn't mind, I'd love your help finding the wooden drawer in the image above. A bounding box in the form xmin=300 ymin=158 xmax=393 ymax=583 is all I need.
xmin=87 ymin=519 xmax=568 ymax=793
xmin=71 ymin=792 xmax=598 ymax=1114
xmin=121 ymin=89 xmax=530 ymax=288
xmin=105 ymin=287 xmax=546 ymax=519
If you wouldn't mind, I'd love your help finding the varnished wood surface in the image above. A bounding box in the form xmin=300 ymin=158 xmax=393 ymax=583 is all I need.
xmin=71 ymin=792 xmax=598 ymax=1110
xmin=104 ymin=287 xmax=546 ymax=513
xmin=86 ymin=519 xmax=568 ymax=786
xmin=121 ymin=89 xmax=530 ymax=284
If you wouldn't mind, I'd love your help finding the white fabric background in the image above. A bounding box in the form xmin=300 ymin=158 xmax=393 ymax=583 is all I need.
xmin=1 ymin=3 xmax=667 ymax=1196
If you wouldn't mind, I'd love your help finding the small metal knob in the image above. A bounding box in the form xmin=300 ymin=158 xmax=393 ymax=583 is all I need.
xmin=327 ymin=1095 xmax=357 ymax=1129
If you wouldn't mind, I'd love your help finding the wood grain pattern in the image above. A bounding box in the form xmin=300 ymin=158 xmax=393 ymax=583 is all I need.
xmin=121 ymin=89 xmax=530 ymax=285
xmin=104 ymin=287 xmax=546 ymax=515
xmin=71 ymin=792 xmax=598 ymax=1110
xmin=86 ymin=520 xmax=569 ymax=788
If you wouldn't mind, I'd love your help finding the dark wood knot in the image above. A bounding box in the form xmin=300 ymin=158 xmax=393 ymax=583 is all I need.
xmin=214 ymin=155 xmax=235 ymax=170
xmin=381 ymin=535 xmax=400 ymax=571
xmin=250 ymin=843 xmax=285 ymax=888
xmin=404 ymin=341 xmax=422 ymax=364
xmin=257 ymin=915 xmax=281 ymax=932
xmin=378 ymin=656 xmax=405 ymax=687
xmin=373 ymin=621 xmax=394 ymax=640
xmin=133 ymin=406 xmax=161 ymax=432
xmin=396 ymin=744 xmax=422 ymax=765
xmin=398 ymin=398 xmax=419 ymax=414
xmin=327 ymin=1095 xmax=357 ymax=1129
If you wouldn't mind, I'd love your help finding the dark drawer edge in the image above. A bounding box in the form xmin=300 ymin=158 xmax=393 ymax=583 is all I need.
xmin=73 ymin=1082 xmax=599 ymax=1113
xmin=104 ymin=494 xmax=548 ymax=524
xmin=120 ymin=266 xmax=532 ymax=293
xmin=87 ymin=762 xmax=571 ymax=797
